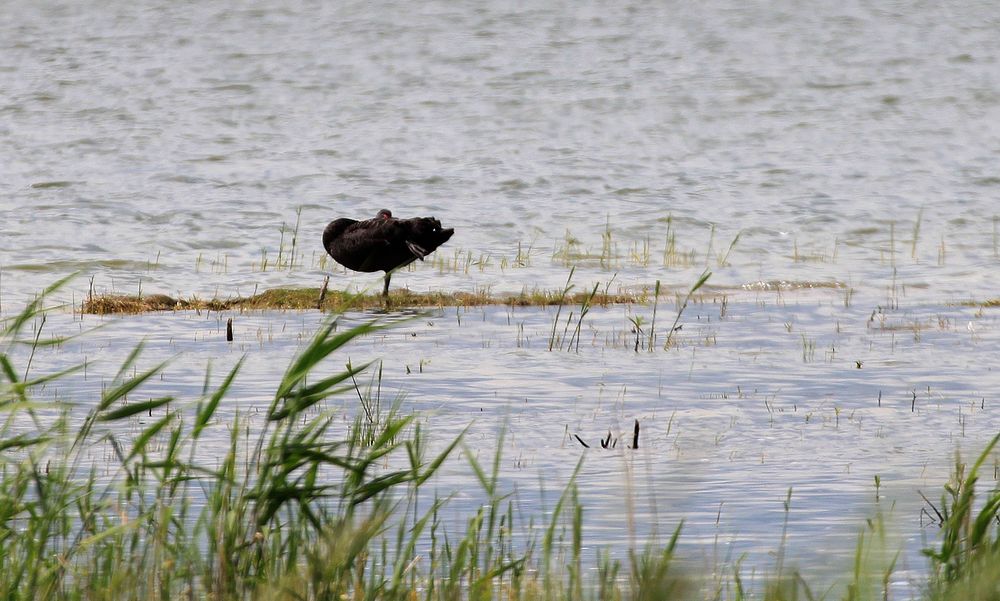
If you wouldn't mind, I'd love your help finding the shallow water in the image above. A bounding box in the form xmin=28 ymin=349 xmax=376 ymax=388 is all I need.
xmin=3 ymin=0 xmax=1000 ymax=592
xmin=10 ymin=293 xmax=1000 ymax=589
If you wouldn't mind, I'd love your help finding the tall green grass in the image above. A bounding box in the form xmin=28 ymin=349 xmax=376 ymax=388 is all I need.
xmin=3 ymin=279 xmax=1000 ymax=600
xmin=0 ymin=277 xmax=463 ymax=599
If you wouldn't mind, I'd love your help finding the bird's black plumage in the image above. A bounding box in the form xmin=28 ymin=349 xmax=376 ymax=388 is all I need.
xmin=322 ymin=209 xmax=455 ymax=296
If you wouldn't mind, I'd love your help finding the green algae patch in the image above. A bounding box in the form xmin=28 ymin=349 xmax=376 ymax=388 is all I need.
xmin=81 ymin=286 xmax=652 ymax=314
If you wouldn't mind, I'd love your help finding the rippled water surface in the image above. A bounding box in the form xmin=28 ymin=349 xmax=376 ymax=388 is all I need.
xmin=3 ymin=0 xmax=1000 ymax=591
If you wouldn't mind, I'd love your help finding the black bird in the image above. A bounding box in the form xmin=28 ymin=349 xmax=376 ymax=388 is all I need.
xmin=322 ymin=209 xmax=455 ymax=297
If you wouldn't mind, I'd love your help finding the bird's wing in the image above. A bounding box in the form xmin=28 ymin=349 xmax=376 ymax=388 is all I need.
xmin=406 ymin=240 xmax=429 ymax=260
xmin=354 ymin=236 xmax=395 ymax=271
xmin=333 ymin=227 xmax=394 ymax=271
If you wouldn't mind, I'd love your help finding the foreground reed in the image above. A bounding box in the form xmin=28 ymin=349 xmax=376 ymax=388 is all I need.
xmin=3 ymin=278 xmax=1000 ymax=600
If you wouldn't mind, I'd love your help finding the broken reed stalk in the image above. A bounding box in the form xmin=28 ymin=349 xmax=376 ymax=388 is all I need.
xmin=276 ymin=222 xmax=286 ymax=268
xmin=911 ymin=207 xmax=923 ymax=260
xmin=572 ymin=421 xmax=639 ymax=450
xmin=600 ymin=431 xmax=613 ymax=449
xmin=289 ymin=205 xmax=302 ymax=270
xmin=647 ymin=280 xmax=660 ymax=351
xmin=317 ymin=275 xmax=330 ymax=309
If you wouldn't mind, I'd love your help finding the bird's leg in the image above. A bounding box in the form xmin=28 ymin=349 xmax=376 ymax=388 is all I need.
xmin=382 ymin=273 xmax=391 ymax=298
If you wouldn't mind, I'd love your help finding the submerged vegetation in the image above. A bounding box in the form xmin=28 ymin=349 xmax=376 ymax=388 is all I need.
xmin=5 ymin=278 xmax=1000 ymax=599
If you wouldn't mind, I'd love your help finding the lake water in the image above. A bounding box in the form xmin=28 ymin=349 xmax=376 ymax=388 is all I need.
xmin=3 ymin=0 xmax=1000 ymax=592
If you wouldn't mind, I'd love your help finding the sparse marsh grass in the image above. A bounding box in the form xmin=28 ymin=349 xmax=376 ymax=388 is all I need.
xmin=255 ymin=206 xmax=305 ymax=272
xmin=793 ymin=237 xmax=838 ymax=263
xmin=12 ymin=210 xmax=990 ymax=318
xmin=662 ymin=214 xmax=699 ymax=268
xmin=552 ymin=218 xmax=738 ymax=272
xmin=547 ymin=274 xmax=599 ymax=353
xmin=800 ymin=333 xmax=817 ymax=362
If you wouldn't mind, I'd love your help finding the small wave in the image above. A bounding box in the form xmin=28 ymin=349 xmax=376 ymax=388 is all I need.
xmin=805 ymin=80 xmax=873 ymax=90
xmin=211 ymin=83 xmax=256 ymax=93
xmin=497 ymin=179 xmax=530 ymax=191
xmin=30 ymin=181 xmax=79 ymax=189
xmin=154 ymin=174 xmax=210 ymax=184
xmin=390 ymin=176 xmax=445 ymax=185
xmin=741 ymin=280 xmax=845 ymax=291
xmin=7 ymin=259 xmax=153 ymax=272
xmin=185 ymin=155 xmax=230 ymax=163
